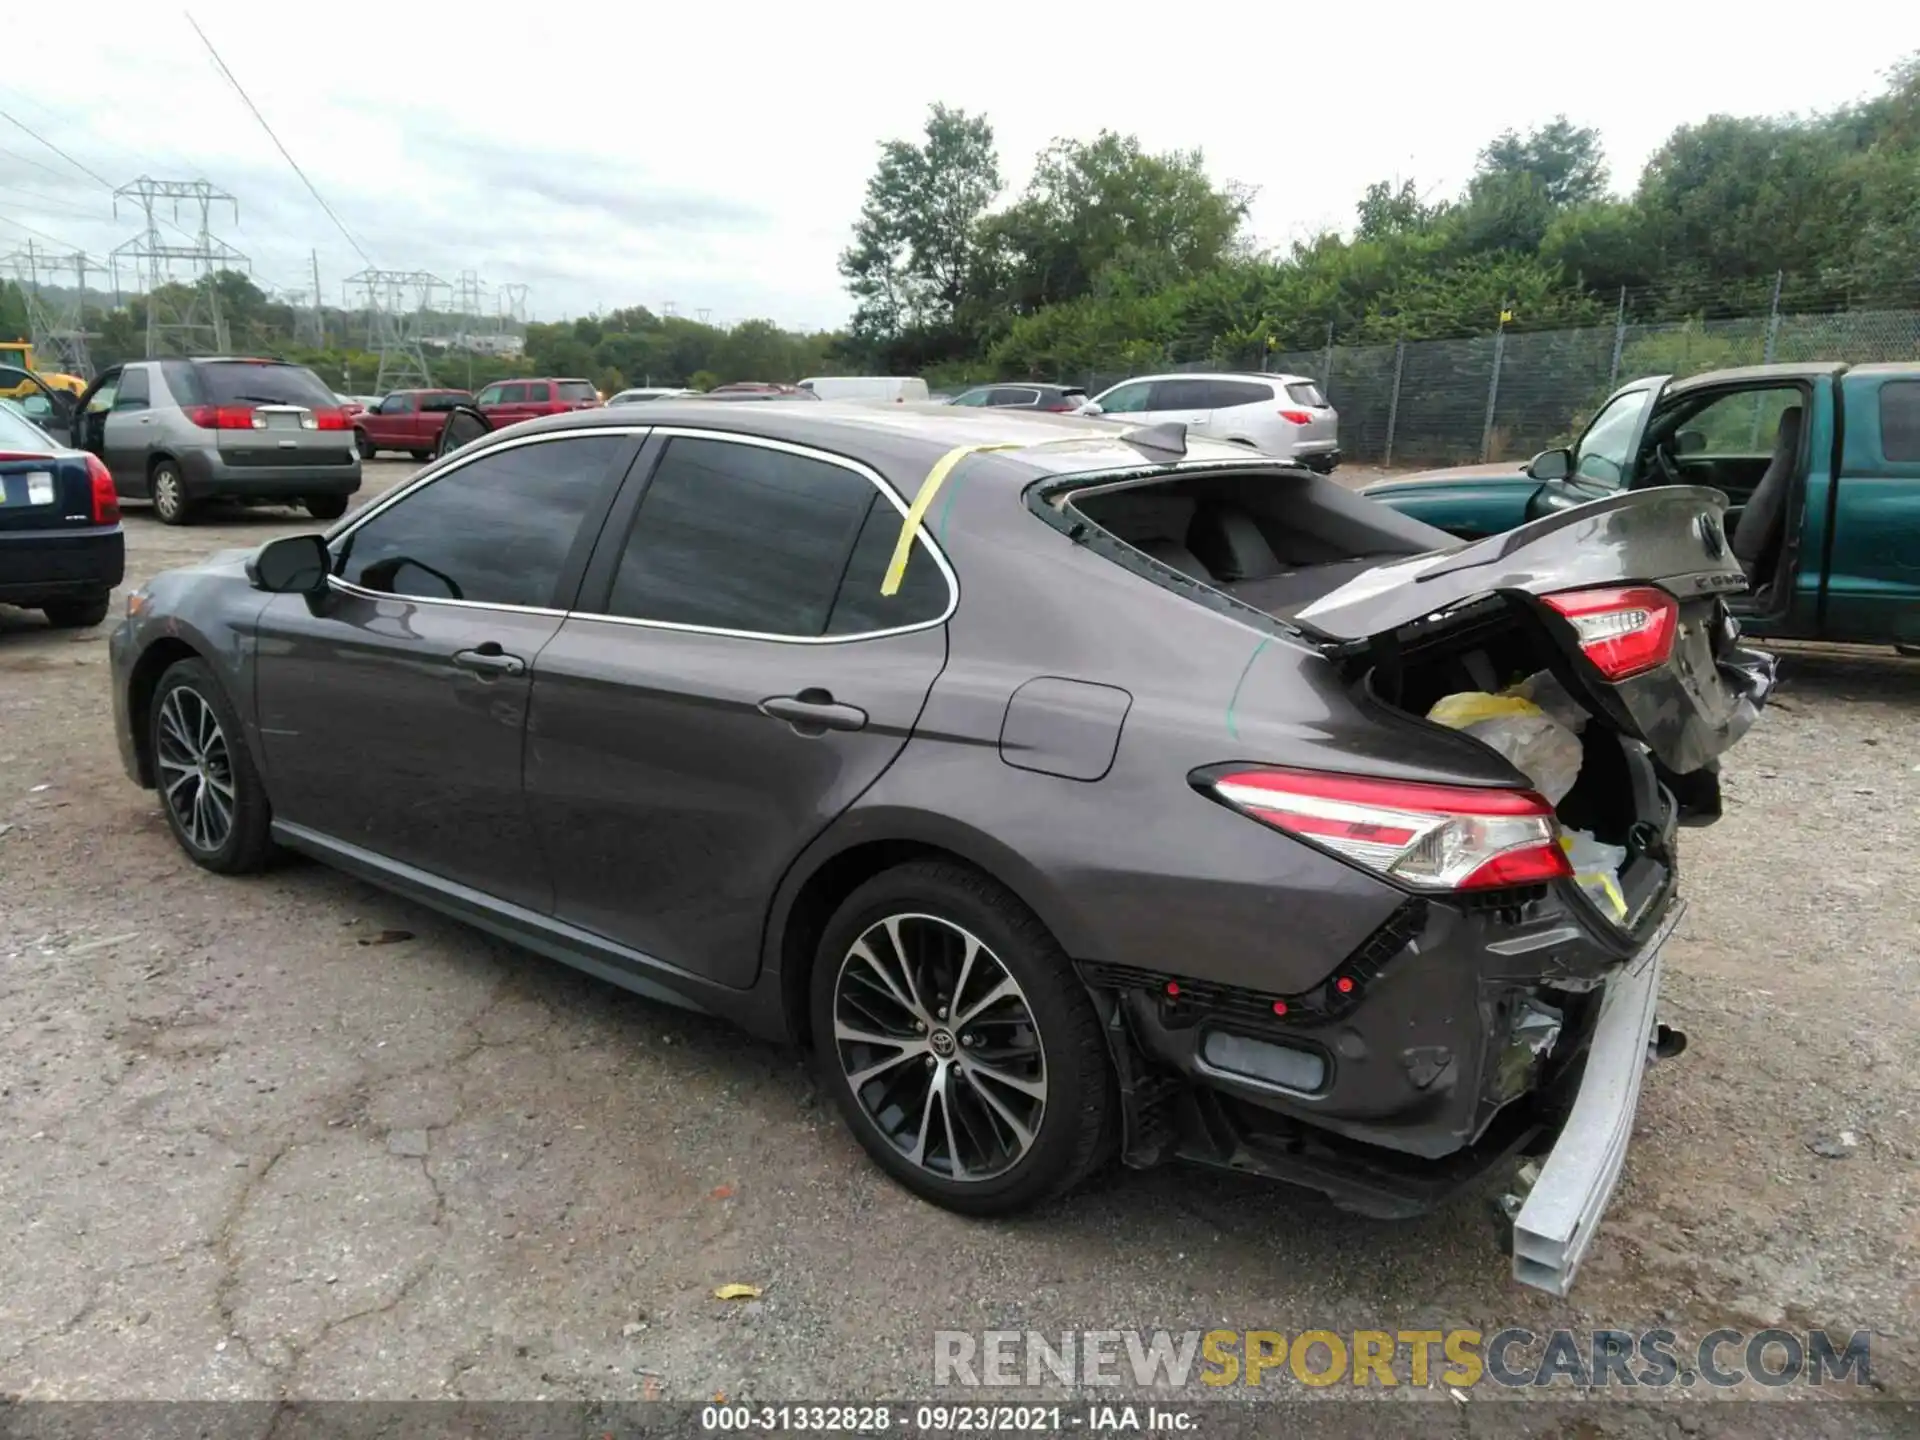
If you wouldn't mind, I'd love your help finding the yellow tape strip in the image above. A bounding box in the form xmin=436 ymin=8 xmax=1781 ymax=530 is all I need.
xmin=880 ymin=442 xmax=1024 ymax=596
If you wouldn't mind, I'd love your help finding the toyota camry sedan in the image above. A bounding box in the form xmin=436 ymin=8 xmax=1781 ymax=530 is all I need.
xmin=108 ymin=401 xmax=1773 ymax=1294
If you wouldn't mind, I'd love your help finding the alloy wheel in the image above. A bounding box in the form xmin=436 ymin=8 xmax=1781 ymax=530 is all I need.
xmin=831 ymin=913 xmax=1047 ymax=1182
xmin=152 ymin=467 xmax=183 ymax=521
xmin=155 ymin=686 xmax=236 ymax=853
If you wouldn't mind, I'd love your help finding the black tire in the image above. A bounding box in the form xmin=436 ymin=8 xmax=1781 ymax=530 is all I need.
xmin=1897 ymin=644 xmax=1920 ymax=658
xmin=148 ymin=658 xmax=275 ymax=875
xmin=305 ymin=495 xmax=349 ymax=521
xmin=42 ymin=595 xmax=111 ymax=629
xmin=810 ymin=860 xmax=1114 ymax=1216
xmin=355 ymin=430 xmax=375 ymax=460
xmin=149 ymin=460 xmax=195 ymax=525
xmin=410 ymin=449 xmax=433 ymax=461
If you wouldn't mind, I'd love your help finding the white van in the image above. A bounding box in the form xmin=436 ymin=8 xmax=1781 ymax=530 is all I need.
xmin=796 ymin=376 xmax=931 ymax=404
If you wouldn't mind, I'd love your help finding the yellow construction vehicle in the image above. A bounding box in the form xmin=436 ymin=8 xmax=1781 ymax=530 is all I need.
xmin=0 ymin=340 xmax=87 ymax=397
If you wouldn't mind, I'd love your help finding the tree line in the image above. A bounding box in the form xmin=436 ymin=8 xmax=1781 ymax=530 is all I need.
xmin=837 ymin=55 xmax=1920 ymax=384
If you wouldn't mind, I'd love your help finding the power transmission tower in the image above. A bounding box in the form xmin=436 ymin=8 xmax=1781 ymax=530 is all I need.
xmin=291 ymin=250 xmax=327 ymax=349
xmin=2 ymin=241 xmax=95 ymax=378
xmin=495 ymin=283 xmax=528 ymax=332
xmin=109 ymin=177 xmax=248 ymax=357
xmin=696 ymin=308 xmax=712 ymax=325
xmin=344 ymin=268 xmax=446 ymax=391
xmin=449 ymin=269 xmax=487 ymax=386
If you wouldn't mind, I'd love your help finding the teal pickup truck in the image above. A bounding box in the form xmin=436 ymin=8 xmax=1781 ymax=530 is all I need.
xmin=1362 ymin=363 xmax=1920 ymax=652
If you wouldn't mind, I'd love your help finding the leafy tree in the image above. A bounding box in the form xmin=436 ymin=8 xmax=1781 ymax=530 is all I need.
xmin=1477 ymin=116 xmax=1609 ymax=207
xmin=1355 ymin=180 xmax=1442 ymax=240
xmin=838 ymin=103 xmax=1001 ymax=344
xmin=0 ymin=280 xmax=28 ymax=343
xmin=988 ymin=131 xmax=1251 ymax=315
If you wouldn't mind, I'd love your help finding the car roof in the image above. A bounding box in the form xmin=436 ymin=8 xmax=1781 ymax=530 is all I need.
xmin=1099 ymin=372 xmax=1308 ymax=387
xmin=1664 ymin=362 xmax=1849 ymax=394
xmin=495 ymin=400 xmax=1289 ymax=498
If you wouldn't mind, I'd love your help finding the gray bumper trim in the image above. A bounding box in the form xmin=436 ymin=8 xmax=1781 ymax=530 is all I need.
xmin=1512 ymin=899 xmax=1684 ymax=1296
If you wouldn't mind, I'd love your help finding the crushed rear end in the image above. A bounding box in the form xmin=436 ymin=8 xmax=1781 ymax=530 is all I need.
xmin=1035 ymin=460 xmax=1773 ymax=1294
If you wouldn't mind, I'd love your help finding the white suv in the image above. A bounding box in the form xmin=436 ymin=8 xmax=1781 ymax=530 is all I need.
xmin=1081 ymin=372 xmax=1339 ymax=471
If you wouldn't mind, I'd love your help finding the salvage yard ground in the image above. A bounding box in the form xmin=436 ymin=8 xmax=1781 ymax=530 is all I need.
xmin=1 ymin=457 xmax=1915 ymax=1413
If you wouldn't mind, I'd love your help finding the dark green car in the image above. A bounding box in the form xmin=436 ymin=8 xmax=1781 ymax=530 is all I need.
xmin=1362 ymin=363 xmax=1920 ymax=652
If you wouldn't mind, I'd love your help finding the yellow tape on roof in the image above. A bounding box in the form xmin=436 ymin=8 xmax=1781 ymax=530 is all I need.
xmin=879 ymin=442 xmax=1025 ymax=597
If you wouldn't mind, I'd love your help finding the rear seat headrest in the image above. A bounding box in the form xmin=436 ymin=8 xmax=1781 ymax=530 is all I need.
xmin=1186 ymin=505 xmax=1281 ymax=582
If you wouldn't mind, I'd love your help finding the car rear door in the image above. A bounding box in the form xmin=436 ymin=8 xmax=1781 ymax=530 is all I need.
xmin=487 ymin=382 xmax=530 ymax=424
xmin=1146 ymin=377 xmax=1214 ymax=430
xmin=524 ymin=428 xmax=953 ymax=988
xmin=1289 ymin=486 xmax=1775 ymax=776
xmin=253 ymin=430 xmax=638 ymax=907
xmin=1825 ymin=370 xmax=1920 ymax=644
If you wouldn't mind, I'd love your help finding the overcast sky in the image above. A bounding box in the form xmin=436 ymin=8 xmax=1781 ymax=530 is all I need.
xmin=2 ymin=3 xmax=1913 ymax=332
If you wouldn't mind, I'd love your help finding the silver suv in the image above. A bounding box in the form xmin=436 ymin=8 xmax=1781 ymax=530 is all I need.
xmin=1081 ymin=372 xmax=1340 ymax=471
xmin=73 ymin=357 xmax=362 ymax=525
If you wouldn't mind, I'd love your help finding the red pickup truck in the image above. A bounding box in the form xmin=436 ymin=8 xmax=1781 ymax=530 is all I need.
xmin=354 ymin=389 xmax=474 ymax=459
xmin=473 ymin=377 xmax=602 ymax=425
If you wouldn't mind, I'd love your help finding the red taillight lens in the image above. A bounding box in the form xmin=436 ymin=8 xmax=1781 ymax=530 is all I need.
xmin=1202 ymin=766 xmax=1571 ymax=892
xmin=1277 ymin=408 xmax=1315 ymax=425
xmin=310 ymin=407 xmax=350 ymax=430
xmin=185 ymin=404 xmax=263 ymax=430
xmin=1542 ymin=586 xmax=1678 ymax=681
xmin=86 ymin=454 xmax=119 ymax=524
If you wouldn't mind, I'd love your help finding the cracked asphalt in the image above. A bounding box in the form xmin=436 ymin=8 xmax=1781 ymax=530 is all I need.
xmin=1 ymin=459 xmax=1915 ymax=1415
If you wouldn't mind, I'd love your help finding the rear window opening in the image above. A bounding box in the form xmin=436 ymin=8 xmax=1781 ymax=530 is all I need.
xmin=1285 ymin=382 xmax=1328 ymax=408
xmin=1060 ymin=466 xmax=1440 ymax=621
xmin=557 ymin=380 xmax=598 ymax=402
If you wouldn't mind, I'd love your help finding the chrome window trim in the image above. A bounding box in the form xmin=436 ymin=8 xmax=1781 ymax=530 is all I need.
xmin=325 ymin=425 xmax=651 ymax=614
xmin=565 ymin=425 xmax=958 ymax=647
xmin=320 ymin=422 xmax=960 ymax=643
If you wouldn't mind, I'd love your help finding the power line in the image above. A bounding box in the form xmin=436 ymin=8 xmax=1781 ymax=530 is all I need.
xmin=183 ymin=11 xmax=373 ymax=268
xmin=0 ymin=213 xmax=90 ymax=253
xmin=0 ymin=142 xmax=75 ymax=187
xmin=0 ymin=106 xmax=115 ymax=191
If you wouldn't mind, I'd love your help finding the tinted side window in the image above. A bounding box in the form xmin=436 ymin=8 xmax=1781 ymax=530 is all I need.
xmin=475 ymin=385 xmax=503 ymax=405
xmin=498 ymin=384 xmax=528 ymax=404
xmin=1150 ymin=379 xmax=1213 ymax=410
xmin=827 ymin=495 xmax=951 ymax=635
xmin=1097 ymin=382 xmax=1154 ymax=414
xmin=526 ymin=383 xmax=552 ymax=403
xmin=1206 ymin=380 xmax=1273 ymax=409
xmin=114 ymin=368 xmax=151 ymax=409
xmin=948 ymin=389 xmax=990 ymax=407
xmin=1881 ymin=381 xmax=1920 ymax=462
xmin=605 ymin=437 xmax=880 ymax=637
xmin=382 ymin=393 xmax=416 ymax=414
xmin=337 ymin=436 xmax=626 ymax=608
xmin=1286 ymin=381 xmax=1327 ymax=407
xmin=987 ymin=387 xmax=1039 ymax=407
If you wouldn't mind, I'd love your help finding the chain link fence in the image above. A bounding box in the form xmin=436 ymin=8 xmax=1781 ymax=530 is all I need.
xmin=948 ymin=305 xmax=1920 ymax=469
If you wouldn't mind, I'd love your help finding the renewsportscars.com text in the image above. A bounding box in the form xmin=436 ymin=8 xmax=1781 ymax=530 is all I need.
xmin=933 ymin=1328 xmax=1873 ymax=1390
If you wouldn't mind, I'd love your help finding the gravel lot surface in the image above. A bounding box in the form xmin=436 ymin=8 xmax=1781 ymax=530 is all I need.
xmin=1 ymin=457 xmax=1914 ymax=1421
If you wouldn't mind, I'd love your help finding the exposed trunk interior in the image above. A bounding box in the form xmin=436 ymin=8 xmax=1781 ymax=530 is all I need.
xmin=1060 ymin=467 xmax=1682 ymax=933
xmin=1066 ymin=467 xmax=1445 ymax=621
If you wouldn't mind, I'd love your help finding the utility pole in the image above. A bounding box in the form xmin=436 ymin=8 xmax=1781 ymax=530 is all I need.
xmin=310 ymin=250 xmax=326 ymax=349
xmin=109 ymin=177 xmax=247 ymax=356
xmin=344 ymin=268 xmax=445 ymax=391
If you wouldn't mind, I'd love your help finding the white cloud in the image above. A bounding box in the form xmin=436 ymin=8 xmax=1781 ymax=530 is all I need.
xmin=2 ymin=1 xmax=1911 ymax=329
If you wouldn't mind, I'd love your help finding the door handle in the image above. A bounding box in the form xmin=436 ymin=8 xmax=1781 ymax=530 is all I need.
xmin=758 ymin=689 xmax=868 ymax=734
xmin=452 ymin=643 xmax=527 ymax=678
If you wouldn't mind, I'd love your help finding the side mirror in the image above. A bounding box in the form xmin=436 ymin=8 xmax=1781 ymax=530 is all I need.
xmin=247 ymin=534 xmax=332 ymax=595
xmin=1079 ymin=401 xmax=1103 ymax=416
xmin=1526 ymin=447 xmax=1572 ymax=481
xmin=1674 ymin=429 xmax=1706 ymax=456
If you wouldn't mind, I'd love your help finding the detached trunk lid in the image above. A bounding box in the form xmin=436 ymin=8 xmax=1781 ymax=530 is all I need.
xmin=1292 ymin=486 xmax=1776 ymax=775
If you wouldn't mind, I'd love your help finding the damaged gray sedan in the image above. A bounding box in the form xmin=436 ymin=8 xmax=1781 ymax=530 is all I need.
xmin=106 ymin=403 xmax=1774 ymax=1295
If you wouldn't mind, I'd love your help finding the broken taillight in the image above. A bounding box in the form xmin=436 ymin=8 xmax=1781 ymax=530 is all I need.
xmin=1199 ymin=766 xmax=1571 ymax=892
xmin=1542 ymin=586 xmax=1678 ymax=681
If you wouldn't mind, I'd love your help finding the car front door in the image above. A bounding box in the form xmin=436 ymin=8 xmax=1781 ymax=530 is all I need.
xmin=370 ymin=392 xmax=414 ymax=447
xmin=1524 ymin=377 xmax=1670 ymax=519
xmin=1826 ymin=372 xmax=1920 ymax=644
xmin=252 ymin=430 xmax=639 ymax=908
xmin=524 ymin=429 xmax=954 ymax=987
xmin=0 ymin=366 xmax=75 ymax=447
xmin=1089 ymin=380 xmax=1155 ymax=420
xmin=72 ymin=368 xmax=120 ymax=468
xmin=103 ymin=365 xmax=154 ymax=481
